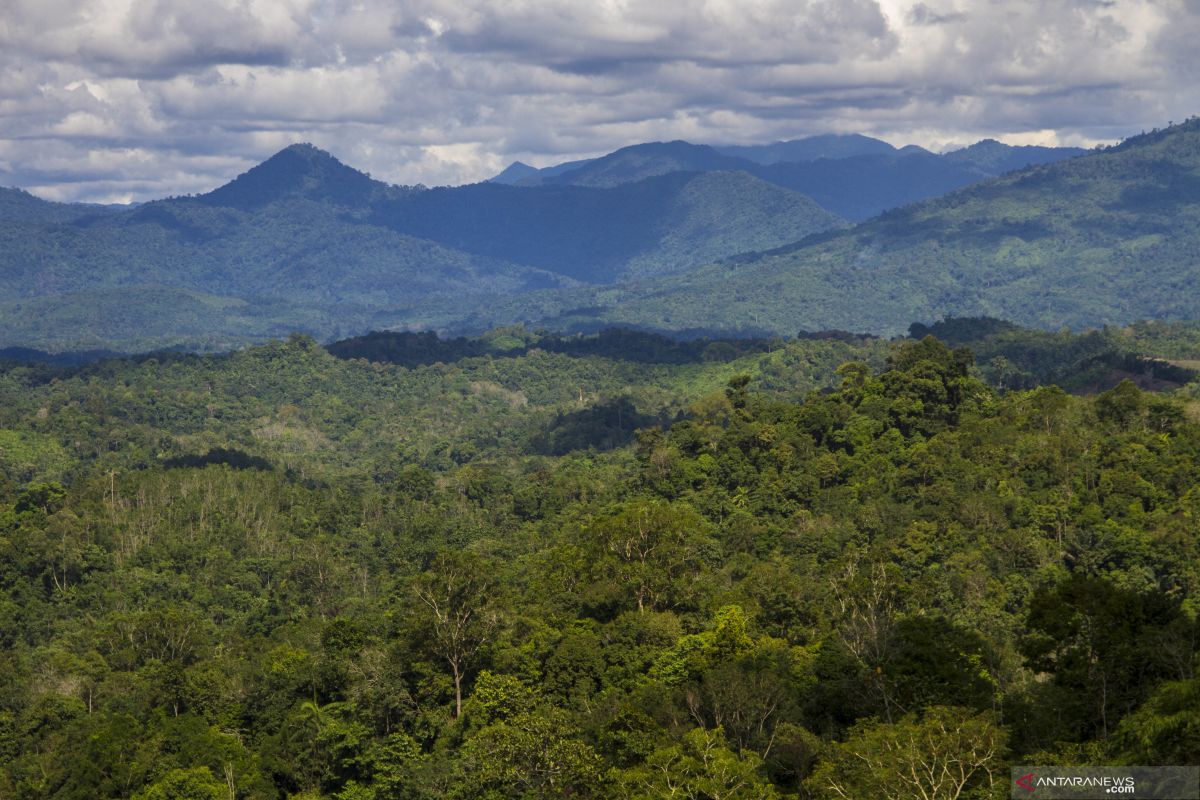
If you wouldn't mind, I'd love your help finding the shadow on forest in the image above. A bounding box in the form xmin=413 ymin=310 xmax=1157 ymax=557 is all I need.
xmin=325 ymin=327 xmax=876 ymax=368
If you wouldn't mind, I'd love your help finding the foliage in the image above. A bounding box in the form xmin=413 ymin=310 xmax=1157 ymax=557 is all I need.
xmin=2 ymin=327 xmax=1199 ymax=798
xmin=807 ymin=707 xmax=1006 ymax=800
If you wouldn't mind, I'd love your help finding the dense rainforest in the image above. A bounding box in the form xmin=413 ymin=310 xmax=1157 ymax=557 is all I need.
xmin=2 ymin=322 xmax=1199 ymax=799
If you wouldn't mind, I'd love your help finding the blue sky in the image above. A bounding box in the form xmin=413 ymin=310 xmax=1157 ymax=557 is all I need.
xmin=1 ymin=0 xmax=1196 ymax=202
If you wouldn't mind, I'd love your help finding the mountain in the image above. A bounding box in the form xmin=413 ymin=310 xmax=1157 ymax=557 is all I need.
xmin=489 ymin=161 xmax=540 ymax=184
xmin=502 ymin=136 xmax=1087 ymax=221
xmin=496 ymin=134 xmax=905 ymax=183
xmin=489 ymin=155 xmax=597 ymax=183
xmin=197 ymin=142 xmax=395 ymax=209
xmin=375 ymin=169 xmax=844 ymax=282
xmin=489 ymin=157 xmax=597 ymax=185
xmin=751 ymin=151 xmax=990 ymax=221
xmin=0 ymin=129 xmax=1117 ymax=353
xmin=944 ymin=139 xmax=1089 ymax=174
xmin=0 ymin=146 xmax=576 ymax=350
xmin=535 ymin=141 xmax=749 ymax=188
xmin=0 ymin=146 xmax=843 ymax=351
xmin=0 ymin=187 xmax=62 ymax=221
xmin=0 ymin=186 xmax=119 ymax=223
xmin=447 ymin=119 xmax=1200 ymax=336
xmin=716 ymin=133 xmax=899 ymax=164
xmin=0 ymin=179 xmax=564 ymax=306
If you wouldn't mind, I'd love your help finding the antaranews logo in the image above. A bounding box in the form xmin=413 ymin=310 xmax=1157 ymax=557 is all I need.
xmin=1011 ymin=766 xmax=1198 ymax=799
xmin=1016 ymin=773 xmax=1135 ymax=794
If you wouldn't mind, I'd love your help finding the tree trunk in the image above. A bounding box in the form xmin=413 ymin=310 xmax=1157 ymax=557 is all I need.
xmin=453 ymin=664 xmax=463 ymax=718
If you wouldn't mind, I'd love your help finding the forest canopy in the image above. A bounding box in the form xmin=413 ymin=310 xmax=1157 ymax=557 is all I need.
xmin=1 ymin=322 xmax=1199 ymax=799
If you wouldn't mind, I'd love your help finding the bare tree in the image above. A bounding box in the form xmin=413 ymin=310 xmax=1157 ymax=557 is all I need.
xmin=413 ymin=550 xmax=500 ymax=717
xmin=829 ymin=558 xmax=901 ymax=720
xmin=816 ymin=706 xmax=1006 ymax=800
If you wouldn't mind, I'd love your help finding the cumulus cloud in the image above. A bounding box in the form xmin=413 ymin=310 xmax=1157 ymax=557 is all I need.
xmin=0 ymin=0 xmax=1195 ymax=202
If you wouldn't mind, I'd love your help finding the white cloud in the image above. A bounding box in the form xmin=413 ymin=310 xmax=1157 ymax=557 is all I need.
xmin=0 ymin=0 xmax=1195 ymax=201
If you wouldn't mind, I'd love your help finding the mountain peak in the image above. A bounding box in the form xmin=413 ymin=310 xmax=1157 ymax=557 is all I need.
xmin=283 ymin=141 xmax=325 ymax=154
xmin=0 ymin=186 xmax=54 ymax=222
xmin=276 ymin=142 xmax=352 ymax=167
xmin=199 ymin=143 xmax=385 ymax=209
xmin=944 ymin=138 xmax=1087 ymax=174
xmin=716 ymin=134 xmax=897 ymax=164
xmin=258 ymin=142 xmax=351 ymax=174
xmin=490 ymin=161 xmax=540 ymax=184
xmin=547 ymin=141 xmax=745 ymax=188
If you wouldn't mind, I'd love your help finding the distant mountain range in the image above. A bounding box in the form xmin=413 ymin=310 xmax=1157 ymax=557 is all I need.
xmin=0 ymin=143 xmax=840 ymax=351
xmin=492 ymin=134 xmax=1087 ymax=221
xmin=4 ymin=122 xmax=1196 ymax=353
xmin=456 ymin=120 xmax=1200 ymax=336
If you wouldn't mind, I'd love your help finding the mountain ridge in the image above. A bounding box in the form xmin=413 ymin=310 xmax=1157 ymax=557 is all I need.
xmin=0 ymin=147 xmax=845 ymax=350
xmin=0 ymin=123 xmax=1181 ymax=352
xmin=492 ymin=134 xmax=1089 ymax=221
xmin=715 ymin=132 xmax=900 ymax=164
xmin=438 ymin=118 xmax=1200 ymax=336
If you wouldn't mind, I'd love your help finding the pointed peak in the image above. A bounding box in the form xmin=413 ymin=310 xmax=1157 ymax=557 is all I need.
xmin=949 ymin=138 xmax=1007 ymax=154
xmin=199 ymin=143 xmax=384 ymax=209
xmin=490 ymin=161 xmax=540 ymax=184
xmin=256 ymin=142 xmax=353 ymax=173
xmin=277 ymin=142 xmax=339 ymax=161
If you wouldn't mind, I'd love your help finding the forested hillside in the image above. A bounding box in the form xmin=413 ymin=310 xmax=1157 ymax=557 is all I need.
xmin=502 ymin=136 xmax=1085 ymax=221
xmin=464 ymin=119 xmax=1200 ymax=337
xmin=0 ymin=146 xmax=841 ymax=353
xmin=0 ymin=131 xmax=1097 ymax=353
xmin=0 ymin=328 xmax=889 ymax=480
xmin=5 ymin=0 xmax=1198 ymax=797
xmin=2 ymin=326 xmax=1199 ymax=798
xmin=373 ymin=170 xmax=842 ymax=284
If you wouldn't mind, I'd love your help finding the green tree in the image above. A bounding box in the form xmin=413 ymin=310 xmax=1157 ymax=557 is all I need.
xmin=412 ymin=550 xmax=501 ymax=717
xmin=456 ymin=707 xmax=604 ymax=799
xmin=808 ymin=706 xmax=1006 ymax=800
xmin=1112 ymin=676 xmax=1200 ymax=765
xmin=613 ymin=726 xmax=779 ymax=800
xmin=1022 ymin=575 xmax=1189 ymax=741
xmin=585 ymin=499 xmax=716 ymax=615
xmin=132 ymin=767 xmax=226 ymax=800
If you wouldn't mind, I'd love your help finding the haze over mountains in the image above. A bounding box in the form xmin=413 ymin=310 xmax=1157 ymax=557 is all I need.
xmin=492 ymin=134 xmax=1087 ymax=221
xmin=0 ymin=143 xmax=840 ymax=351
xmin=462 ymin=120 xmax=1200 ymax=336
xmin=2 ymin=123 xmax=1197 ymax=352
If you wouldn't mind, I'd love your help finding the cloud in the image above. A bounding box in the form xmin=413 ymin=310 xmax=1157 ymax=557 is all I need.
xmin=0 ymin=0 xmax=1194 ymax=202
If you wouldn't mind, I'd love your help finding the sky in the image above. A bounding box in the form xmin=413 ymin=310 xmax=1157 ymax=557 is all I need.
xmin=1 ymin=0 xmax=1197 ymax=203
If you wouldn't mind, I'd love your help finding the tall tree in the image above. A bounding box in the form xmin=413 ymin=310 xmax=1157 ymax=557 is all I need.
xmin=411 ymin=550 xmax=501 ymax=718
xmin=809 ymin=706 xmax=1006 ymax=800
